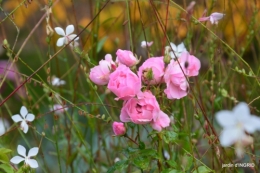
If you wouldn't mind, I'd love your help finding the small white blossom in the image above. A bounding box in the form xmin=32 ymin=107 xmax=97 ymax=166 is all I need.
xmin=11 ymin=106 xmax=35 ymax=133
xmin=54 ymin=25 xmax=79 ymax=47
xmin=10 ymin=145 xmax=39 ymax=168
xmin=165 ymin=42 xmax=187 ymax=59
xmin=50 ymin=104 xmax=68 ymax=115
xmin=0 ymin=118 xmax=10 ymax=136
xmin=199 ymin=12 xmax=225 ymax=25
xmin=51 ymin=76 xmax=66 ymax=86
xmin=215 ymin=102 xmax=260 ymax=147
xmin=141 ymin=41 xmax=153 ymax=48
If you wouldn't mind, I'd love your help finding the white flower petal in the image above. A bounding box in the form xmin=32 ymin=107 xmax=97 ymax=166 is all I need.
xmin=244 ymin=116 xmax=260 ymax=133
xmin=56 ymin=37 xmax=65 ymax=47
xmin=22 ymin=122 xmax=29 ymax=133
xmin=20 ymin=106 xmax=28 ymax=118
xmin=215 ymin=110 xmax=236 ymax=127
xmin=220 ymin=128 xmax=244 ymax=147
xmin=66 ymin=25 xmax=74 ymax=35
xmin=68 ymin=34 xmax=79 ymax=41
xmin=17 ymin=145 xmax=26 ymax=157
xmin=54 ymin=27 xmax=65 ymax=36
xmin=27 ymin=159 xmax=38 ymax=168
xmin=28 ymin=147 xmax=39 ymax=157
xmin=10 ymin=156 xmax=25 ymax=164
xmin=170 ymin=43 xmax=177 ymax=51
xmin=177 ymin=42 xmax=186 ymax=52
xmin=26 ymin=114 xmax=35 ymax=122
xmin=11 ymin=114 xmax=23 ymax=122
xmin=233 ymin=102 xmax=250 ymax=121
xmin=210 ymin=13 xmax=225 ymax=21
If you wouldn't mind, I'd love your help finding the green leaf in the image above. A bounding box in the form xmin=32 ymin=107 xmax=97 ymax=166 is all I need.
xmin=132 ymin=155 xmax=150 ymax=170
xmin=163 ymin=131 xmax=178 ymax=144
xmin=0 ymin=149 xmax=12 ymax=154
xmin=166 ymin=160 xmax=179 ymax=169
xmin=0 ymin=154 xmax=9 ymax=164
xmin=182 ymin=155 xmax=193 ymax=171
xmin=162 ymin=169 xmax=180 ymax=173
xmin=106 ymin=160 xmax=128 ymax=173
xmin=192 ymin=166 xmax=213 ymax=173
xmin=0 ymin=164 xmax=14 ymax=173
xmin=97 ymin=36 xmax=108 ymax=53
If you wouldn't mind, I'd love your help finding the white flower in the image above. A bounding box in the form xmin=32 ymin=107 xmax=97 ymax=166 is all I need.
xmin=50 ymin=104 xmax=68 ymax=115
xmin=199 ymin=12 xmax=225 ymax=25
xmin=165 ymin=42 xmax=187 ymax=59
xmin=216 ymin=102 xmax=260 ymax=147
xmin=141 ymin=41 xmax=153 ymax=48
xmin=11 ymin=106 xmax=35 ymax=133
xmin=10 ymin=145 xmax=39 ymax=168
xmin=54 ymin=25 xmax=79 ymax=47
xmin=0 ymin=118 xmax=10 ymax=136
xmin=51 ymin=76 xmax=66 ymax=86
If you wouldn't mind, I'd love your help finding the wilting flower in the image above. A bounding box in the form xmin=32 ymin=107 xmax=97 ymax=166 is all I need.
xmin=11 ymin=106 xmax=35 ymax=133
xmin=0 ymin=118 xmax=10 ymax=136
xmin=107 ymin=64 xmax=141 ymax=100
xmin=89 ymin=54 xmax=116 ymax=85
xmin=54 ymin=25 xmax=79 ymax=47
xmin=10 ymin=145 xmax=39 ymax=168
xmin=116 ymin=49 xmax=138 ymax=67
xmin=141 ymin=41 xmax=153 ymax=48
xmin=138 ymin=57 xmax=165 ymax=85
xmin=165 ymin=42 xmax=187 ymax=59
xmin=51 ymin=76 xmax=66 ymax=86
xmin=112 ymin=122 xmax=126 ymax=136
xmin=215 ymin=102 xmax=260 ymax=147
xmin=198 ymin=12 xmax=225 ymax=25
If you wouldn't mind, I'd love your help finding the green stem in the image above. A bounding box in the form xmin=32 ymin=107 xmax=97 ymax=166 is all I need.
xmin=126 ymin=0 xmax=133 ymax=51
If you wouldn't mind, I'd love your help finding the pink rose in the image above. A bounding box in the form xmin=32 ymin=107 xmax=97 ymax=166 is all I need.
xmin=107 ymin=64 xmax=141 ymax=100
xmin=138 ymin=57 xmax=165 ymax=85
xmin=120 ymin=91 xmax=160 ymax=124
xmin=164 ymin=60 xmax=189 ymax=99
xmin=112 ymin=122 xmax=126 ymax=136
xmin=116 ymin=49 xmax=137 ymax=67
xmin=151 ymin=111 xmax=170 ymax=131
xmin=179 ymin=52 xmax=200 ymax=77
xmin=120 ymin=91 xmax=170 ymax=131
xmin=89 ymin=54 xmax=115 ymax=85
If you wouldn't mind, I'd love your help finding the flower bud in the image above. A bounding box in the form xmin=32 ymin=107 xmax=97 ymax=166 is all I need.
xmin=112 ymin=122 xmax=126 ymax=136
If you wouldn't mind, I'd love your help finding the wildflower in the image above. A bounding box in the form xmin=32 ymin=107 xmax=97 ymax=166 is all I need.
xmin=198 ymin=12 xmax=225 ymax=25
xmin=165 ymin=42 xmax=187 ymax=59
xmin=141 ymin=41 xmax=153 ymax=48
xmin=0 ymin=118 xmax=10 ymax=136
xmin=112 ymin=122 xmax=126 ymax=136
xmin=54 ymin=25 xmax=79 ymax=47
xmin=11 ymin=106 xmax=35 ymax=133
xmin=10 ymin=145 xmax=39 ymax=168
xmin=215 ymin=102 xmax=260 ymax=147
xmin=51 ymin=76 xmax=66 ymax=86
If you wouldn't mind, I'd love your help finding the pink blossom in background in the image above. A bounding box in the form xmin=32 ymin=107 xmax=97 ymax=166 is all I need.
xmin=112 ymin=122 xmax=126 ymax=136
xmin=179 ymin=52 xmax=201 ymax=77
xmin=51 ymin=104 xmax=68 ymax=115
xmin=89 ymin=54 xmax=116 ymax=85
xmin=107 ymin=64 xmax=141 ymax=100
xmin=0 ymin=60 xmax=26 ymax=98
xmin=116 ymin=49 xmax=138 ymax=67
xmin=164 ymin=60 xmax=189 ymax=99
xmin=138 ymin=57 xmax=165 ymax=85
xmin=198 ymin=12 xmax=225 ymax=25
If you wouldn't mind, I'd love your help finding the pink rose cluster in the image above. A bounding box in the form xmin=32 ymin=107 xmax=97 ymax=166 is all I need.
xmin=89 ymin=48 xmax=201 ymax=134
